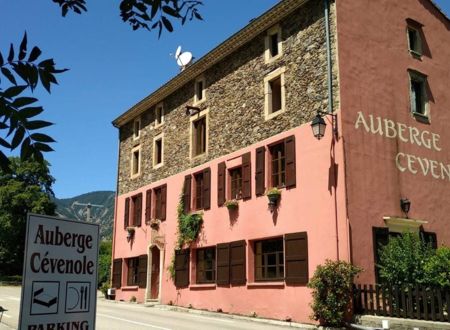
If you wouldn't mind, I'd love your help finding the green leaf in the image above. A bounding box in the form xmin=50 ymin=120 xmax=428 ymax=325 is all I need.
xmin=193 ymin=11 xmax=202 ymax=20
xmin=24 ymin=120 xmax=53 ymax=130
xmin=162 ymin=5 xmax=181 ymax=18
xmin=12 ymin=97 xmax=37 ymax=108
xmin=0 ymin=150 xmax=9 ymax=172
xmin=0 ymin=122 xmax=8 ymax=129
xmin=7 ymin=44 xmax=14 ymax=62
xmin=19 ymin=32 xmax=27 ymax=61
xmin=38 ymin=59 xmax=55 ymax=68
xmin=1 ymin=68 xmax=17 ymax=85
xmin=39 ymin=69 xmax=51 ymax=93
xmin=3 ymin=85 xmax=27 ymax=99
xmin=30 ymin=133 xmax=56 ymax=143
xmin=11 ymin=126 xmax=25 ymax=149
xmin=0 ymin=137 xmax=11 ymax=148
xmin=19 ymin=106 xmax=43 ymax=118
xmin=0 ymin=51 xmax=3 ymax=66
xmin=20 ymin=137 xmax=32 ymax=160
xmin=28 ymin=46 xmax=42 ymax=62
xmin=161 ymin=16 xmax=173 ymax=32
xmin=150 ymin=0 xmax=161 ymax=19
xmin=34 ymin=142 xmax=54 ymax=152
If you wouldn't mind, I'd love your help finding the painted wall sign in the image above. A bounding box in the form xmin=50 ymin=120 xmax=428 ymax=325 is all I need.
xmin=19 ymin=214 xmax=99 ymax=330
xmin=354 ymin=111 xmax=450 ymax=181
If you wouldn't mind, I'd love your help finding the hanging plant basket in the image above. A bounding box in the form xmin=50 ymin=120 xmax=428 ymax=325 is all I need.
xmin=266 ymin=187 xmax=281 ymax=208
xmin=224 ymin=199 xmax=239 ymax=210
xmin=126 ymin=226 xmax=135 ymax=240
xmin=149 ymin=219 xmax=160 ymax=229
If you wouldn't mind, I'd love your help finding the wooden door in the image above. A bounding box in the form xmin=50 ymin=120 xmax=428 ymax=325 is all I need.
xmin=150 ymin=246 xmax=160 ymax=299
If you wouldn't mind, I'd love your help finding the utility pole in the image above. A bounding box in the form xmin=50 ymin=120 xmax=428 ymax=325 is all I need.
xmin=72 ymin=202 xmax=104 ymax=222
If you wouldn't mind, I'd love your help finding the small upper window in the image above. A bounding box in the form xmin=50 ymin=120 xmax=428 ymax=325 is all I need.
xmin=264 ymin=67 xmax=286 ymax=120
xmin=153 ymin=134 xmax=163 ymax=168
xmin=192 ymin=116 xmax=207 ymax=157
xmin=155 ymin=103 xmax=164 ymax=126
xmin=131 ymin=145 xmax=141 ymax=178
xmin=269 ymin=142 xmax=286 ymax=188
xmin=133 ymin=118 xmax=141 ymax=140
xmin=265 ymin=25 xmax=282 ymax=63
xmin=229 ymin=167 xmax=242 ymax=200
xmin=194 ymin=77 xmax=206 ymax=104
xmin=406 ymin=19 xmax=424 ymax=58
xmin=409 ymin=70 xmax=428 ymax=118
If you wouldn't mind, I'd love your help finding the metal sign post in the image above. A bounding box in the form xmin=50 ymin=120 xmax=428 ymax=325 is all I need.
xmin=19 ymin=214 xmax=99 ymax=330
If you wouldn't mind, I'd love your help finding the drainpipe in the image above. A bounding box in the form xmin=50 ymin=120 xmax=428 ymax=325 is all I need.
xmin=324 ymin=0 xmax=333 ymax=114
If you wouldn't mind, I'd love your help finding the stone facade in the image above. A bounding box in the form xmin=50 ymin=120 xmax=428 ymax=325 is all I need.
xmin=117 ymin=1 xmax=339 ymax=195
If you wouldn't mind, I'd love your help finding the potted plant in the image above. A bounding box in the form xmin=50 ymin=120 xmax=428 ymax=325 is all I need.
xmin=149 ymin=218 xmax=160 ymax=229
xmin=126 ymin=226 xmax=135 ymax=241
xmin=266 ymin=187 xmax=281 ymax=207
xmin=224 ymin=199 xmax=239 ymax=210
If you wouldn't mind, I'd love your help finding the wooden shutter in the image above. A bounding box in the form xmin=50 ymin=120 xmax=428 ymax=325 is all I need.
xmin=216 ymin=243 xmax=230 ymax=285
xmin=217 ymin=162 xmax=226 ymax=206
xmin=420 ymin=231 xmax=437 ymax=249
xmin=135 ymin=193 xmax=142 ymax=227
xmin=285 ymin=135 xmax=296 ymax=188
xmin=372 ymin=227 xmax=389 ymax=282
xmin=183 ymin=175 xmax=191 ymax=213
xmin=285 ymin=232 xmax=308 ymax=285
xmin=175 ymin=249 xmax=190 ymax=287
xmin=138 ymin=254 xmax=148 ymax=288
xmin=124 ymin=198 xmax=130 ymax=229
xmin=160 ymin=184 xmax=167 ymax=220
xmin=145 ymin=189 xmax=152 ymax=224
xmin=255 ymin=147 xmax=265 ymax=196
xmin=112 ymin=259 xmax=122 ymax=288
xmin=242 ymin=152 xmax=251 ymax=199
xmin=230 ymin=240 xmax=246 ymax=285
xmin=203 ymin=167 xmax=211 ymax=210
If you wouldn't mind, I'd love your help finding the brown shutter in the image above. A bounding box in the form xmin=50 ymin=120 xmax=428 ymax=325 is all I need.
xmin=175 ymin=249 xmax=190 ymax=287
xmin=373 ymin=227 xmax=389 ymax=282
xmin=112 ymin=259 xmax=122 ymax=288
xmin=145 ymin=189 xmax=152 ymax=224
xmin=242 ymin=152 xmax=251 ymax=199
xmin=124 ymin=198 xmax=130 ymax=229
xmin=203 ymin=167 xmax=211 ymax=210
xmin=285 ymin=232 xmax=308 ymax=285
xmin=230 ymin=240 xmax=246 ymax=285
xmin=138 ymin=254 xmax=148 ymax=288
xmin=183 ymin=175 xmax=191 ymax=213
xmin=217 ymin=162 xmax=226 ymax=206
xmin=160 ymin=184 xmax=167 ymax=220
xmin=216 ymin=243 xmax=230 ymax=285
xmin=255 ymin=147 xmax=265 ymax=196
xmin=285 ymin=135 xmax=296 ymax=188
xmin=135 ymin=193 xmax=142 ymax=227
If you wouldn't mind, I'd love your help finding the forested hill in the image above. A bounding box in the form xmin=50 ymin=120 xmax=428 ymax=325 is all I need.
xmin=53 ymin=191 xmax=115 ymax=240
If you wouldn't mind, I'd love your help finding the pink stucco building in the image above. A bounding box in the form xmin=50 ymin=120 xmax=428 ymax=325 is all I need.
xmin=111 ymin=0 xmax=450 ymax=323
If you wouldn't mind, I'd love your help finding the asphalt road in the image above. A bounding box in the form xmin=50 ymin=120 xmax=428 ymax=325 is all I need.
xmin=0 ymin=286 xmax=304 ymax=329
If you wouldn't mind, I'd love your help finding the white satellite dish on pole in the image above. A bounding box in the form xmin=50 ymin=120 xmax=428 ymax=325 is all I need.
xmin=174 ymin=46 xmax=193 ymax=70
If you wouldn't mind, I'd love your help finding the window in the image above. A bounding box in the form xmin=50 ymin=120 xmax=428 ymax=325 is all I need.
xmin=153 ymin=134 xmax=163 ymax=168
xmin=194 ymin=172 xmax=204 ymax=210
xmin=409 ymin=70 xmax=428 ymax=117
xmin=255 ymin=238 xmax=284 ymax=281
xmin=124 ymin=193 xmax=142 ymax=228
xmin=155 ymin=103 xmax=164 ymax=126
xmin=190 ymin=109 xmax=208 ymax=158
xmin=216 ymin=240 xmax=246 ymax=285
xmin=133 ymin=117 xmax=141 ymax=140
xmin=264 ymin=67 xmax=286 ymax=120
xmin=112 ymin=259 xmax=122 ymax=288
xmin=131 ymin=145 xmax=141 ymax=178
xmin=270 ymin=142 xmax=285 ymax=188
xmin=194 ymin=76 xmax=206 ymax=104
xmin=229 ymin=167 xmax=242 ymax=199
xmin=153 ymin=185 xmax=167 ymax=220
xmin=406 ymin=19 xmax=424 ymax=58
xmin=196 ymin=247 xmax=216 ymax=283
xmin=265 ymin=25 xmax=282 ymax=63
xmin=127 ymin=257 xmax=139 ymax=286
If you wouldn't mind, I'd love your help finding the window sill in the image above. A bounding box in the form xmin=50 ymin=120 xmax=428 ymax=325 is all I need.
xmin=122 ymin=286 xmax=139 ymax=291
xmin=153 ymin=162 xmax=164 ymax=170
xmin=264 ymin=108 xmax=285 ymax=121
xmin=153 ymin=122 xmax=164 ymax=129
xmin=409 ymin=50 xmax=422 ymax=59
xmin=412 ymin=111 xmax=430 ymax=124
xmin=247 ymin=282 xmax=285 ymax=288
xmin=189 ymin=284 xmax=216 ymax=290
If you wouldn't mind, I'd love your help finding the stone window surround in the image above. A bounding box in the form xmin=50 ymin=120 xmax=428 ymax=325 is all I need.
xmin=152 ymin=133 xmax=164 ymax=169
xmin=133 ymin=117 xmax=141 ymax=140
xmin=264 ymin=67 xmax=286 ymax=121
xmin=189 ymin=108 xmax=209 ymax=160
xmin=408 ymin=69 xmax=429 ymax=121
xmin=130 ymin=145 xmax=141 ymax=179
xmin=154 ymin=102 xmax=165 ymax=128
xmin=406 ymin=18 xmax=424 ymax=59
xmin=193 ymin=76 xmax=206 ymax=106
xmin=264 ymin=24 xmax=283 ymax=63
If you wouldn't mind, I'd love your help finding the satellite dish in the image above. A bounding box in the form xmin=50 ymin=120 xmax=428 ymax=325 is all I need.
xmin=175 ymin=46 xmax=182 ymax=59
xmin=176 ymin=51 xmax=193 ymax=69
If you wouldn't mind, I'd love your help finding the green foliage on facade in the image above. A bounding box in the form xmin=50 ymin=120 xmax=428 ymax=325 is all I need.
xmin=378 ymin=233 xmax=450 ymax=289
xmin=176 ymin=192 xmax=203 ymax=248
xmin=308 ymin=260 xmax=362 ymax=327
xmin=0 ymin=157 xmax=56 ymax=275
xmin=98 ymin=240 xmax=112 ymax=288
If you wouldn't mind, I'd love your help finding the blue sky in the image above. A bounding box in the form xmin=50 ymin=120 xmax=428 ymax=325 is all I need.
xmin=1 ymin=1 xmax=449 ymax=198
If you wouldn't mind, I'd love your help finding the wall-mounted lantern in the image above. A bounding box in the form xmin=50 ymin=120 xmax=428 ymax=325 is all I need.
xmin=400 ymin=198 xmax=411 ymax=218
xmin=311 ymin=112 xmax=327 ymax=140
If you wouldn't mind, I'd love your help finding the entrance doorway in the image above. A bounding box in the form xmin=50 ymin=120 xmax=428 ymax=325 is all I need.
xmin=150 ymin=246 xmax=160 ymax=299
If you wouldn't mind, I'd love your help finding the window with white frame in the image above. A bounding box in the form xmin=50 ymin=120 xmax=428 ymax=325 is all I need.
xmin=264 ymin=25 xmax=282 ymax=63
xmin=153 ymin=133 xmax=164 ymax=168
xmin=409 ymin=70 xmax=428 ymax=118
xmin=131 ymin=145 xmax=141 ymax=178
xmin=406 ymin=19 xmax=424 ymax=58
xmin=190 ymin=108 xmax=209 ymax=158
xmin=194 ymin=76 xmax=206 ymax=104
xmin=133 ymin=117 xmax=141 ymax=140
xmin=155 ymin=103 xmax=164 ymax=126
xmin=264 ymin=67 xmax=286 ymax=120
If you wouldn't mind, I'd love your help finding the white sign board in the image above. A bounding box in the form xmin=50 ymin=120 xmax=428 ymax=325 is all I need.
xmin=19 ymin=214 xmax=99 ymax=330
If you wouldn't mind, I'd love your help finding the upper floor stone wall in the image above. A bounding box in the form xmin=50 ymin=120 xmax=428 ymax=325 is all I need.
xmin=117 ymin=1 xmax=339 ymax=195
